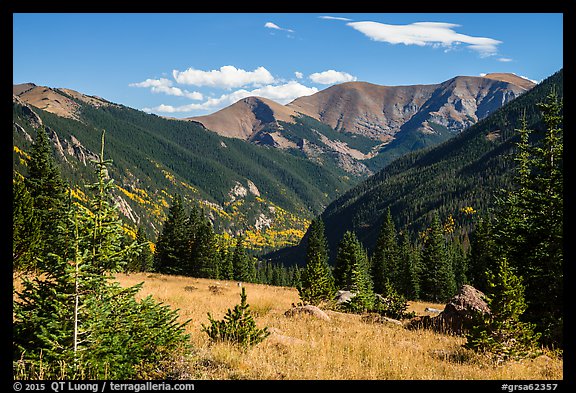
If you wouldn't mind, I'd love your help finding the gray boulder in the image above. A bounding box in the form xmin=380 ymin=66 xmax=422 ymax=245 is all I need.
xmin=405 ymin=285 xmax=490 ymax=335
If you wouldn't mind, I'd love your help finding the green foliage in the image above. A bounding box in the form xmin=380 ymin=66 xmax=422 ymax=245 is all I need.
xmin=126 ymin=227 xmax=154 ymax=272
xmin=13 ymin=175 xmax=41 ymax=271
xmin=468 ymin=216 xmax=498 ymax=292
xmin=334 ymin=231 xmax=375 ymax=312
xmin=201 ymin=287 xmax=270 ymax=348
xmin=13 ymin=131 xmax=190 ymax=379
xmin=420 ymin=212 xmax=456 ymax=302
xmin=492 ymin=91 xmax=563 ymax=346
xmin=371 ymin=208 xmax=399 ymax=294
xmin=232 ymin=235 xmax=252 ymax=282
xmin=190 ymin=221 xmax=219 ymax=278
xmin=298 ymin=219 xmax=336 ymax=305
xmin=23 ymin=126 xmax=67 ymax=262
xmin=300 ymin=69 xmax=563 ymax=272
xmin=397 ymin=228 xmax=421 ymax=300
xmin=153 ymin=194 xmax=189 ymax=275
xmin=465 ymin=257 xmax=541 ymax=361
xmin=373 ymin=281 xmax=414 ymax=320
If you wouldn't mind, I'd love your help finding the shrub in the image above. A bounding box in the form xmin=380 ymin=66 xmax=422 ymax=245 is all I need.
xmin=202 ymin=287 xmax=270 ymax=348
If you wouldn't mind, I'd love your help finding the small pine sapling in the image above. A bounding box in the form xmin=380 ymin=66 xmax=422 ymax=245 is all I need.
xmin=202 ymin=287 xmax=270 ymax=349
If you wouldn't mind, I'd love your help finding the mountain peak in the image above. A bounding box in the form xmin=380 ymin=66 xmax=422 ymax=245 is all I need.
xmin=187 ymin=96 xmax=299 ymax=140
xmin=481 ymin=73 xmax=536 ymax=89
xmin=13 ymin=83 xmax=115 ymax=120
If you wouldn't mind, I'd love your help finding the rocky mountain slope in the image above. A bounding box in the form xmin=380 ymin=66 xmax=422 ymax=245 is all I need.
xmin=189 ymin=73 xmax=535 ymax=173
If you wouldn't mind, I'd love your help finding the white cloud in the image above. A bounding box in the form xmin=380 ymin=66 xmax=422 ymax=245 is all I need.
xmin=264 ymin=21 xmax=294 ymax=33
xmin=172 ymin=65 xmax=276 ymax=89
xmin=319 ymin=16 xmax=353 ymax=21
xmin=146 ymin=81 xmax=318 ymax=114
xmin=497 ymin=57 xmax=513 ymax=62
xmin=347 ymin=21 xmax=502 ymax=57
xmin=249 ymin=81 xmax=318 ymax=104
xmin=518 ymin=75 xmax=539 ymax=84
xmin=294 ymin=71 xmax=303 ymax=79
xmin=309 ymin=70 xmax=357 ymax=85
xmin=129 ymin=78 xmax=203 ymax=100
xmin=479 ymin=73 xmax=487 ymax=77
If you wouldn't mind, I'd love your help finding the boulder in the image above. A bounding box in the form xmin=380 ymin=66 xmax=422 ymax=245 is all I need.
xmin=405 ymin=285 xmax=490 ymax=335
xmin=335 ymin=290 xmax=356 ymax=305
xmin=284 ymin=305 xmax=331 ymax=322
xmin=441 ymin=285 xmax=490 ymax=334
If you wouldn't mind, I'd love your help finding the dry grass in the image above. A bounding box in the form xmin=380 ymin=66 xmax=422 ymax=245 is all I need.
xmin=111 ymin=273 xmax=563 ymax=380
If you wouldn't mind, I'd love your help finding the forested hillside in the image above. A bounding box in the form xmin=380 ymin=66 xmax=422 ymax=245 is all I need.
xmin=13 ymin=90 xmax=354 ymax=251
xmin=267 ymin=69 xmax=563 ymax=265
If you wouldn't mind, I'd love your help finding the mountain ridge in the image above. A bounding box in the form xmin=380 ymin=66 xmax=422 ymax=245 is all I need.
xmin=186 ymin=73 xmax=534 ymax=174
xmin=263 ymin=69 xmax=561 ymax=267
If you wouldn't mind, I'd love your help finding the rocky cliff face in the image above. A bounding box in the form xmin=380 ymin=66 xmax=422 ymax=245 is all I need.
xmin=287 ymin=75 xmax=532 ymax=138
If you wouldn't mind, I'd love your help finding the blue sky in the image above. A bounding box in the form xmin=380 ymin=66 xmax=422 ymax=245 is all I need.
xmin=13 ymin=13 xmax=563 ymax=118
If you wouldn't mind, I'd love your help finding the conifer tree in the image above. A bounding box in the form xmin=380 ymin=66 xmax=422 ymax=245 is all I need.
xmin=336 ymin=231 xmax=374 ymax=312
xmin=493 ymin=92 xmax=563 ymax=346
xmin=420 ymin=212 xmax=456 ymax=302
xmin=232 ymin=235 xmax=252 ymax=282
xmin=468 ymin=216 xmax=498 ymax=292
xmin=24 ymin=126 xmax=67 ymax=260
xmin=126 ymin=227 xmax=153 ymax=272
xmin=153 ymin=194 xmax=188 ymax=275
xmin=219 ymin=243 xmax=234 ymax=281
xmin=465 ymin=257 xmax=540 ymax=361
xmin=13 ymin=131 xmax=189 ymax=379
xmin=298 ymin=218 xmax=336 ymax=305
xmin=397 ymin=228 xmax=420 ymax=300
xmin=372 ymin=208 xmax=399 ymax=294
xmin=13 ymin=175 xmax=41 ymax=271
xmin=202 ymin=287 xmax=269 ymax=348
xmin=191 ymin=221 xmax=219 ymax=278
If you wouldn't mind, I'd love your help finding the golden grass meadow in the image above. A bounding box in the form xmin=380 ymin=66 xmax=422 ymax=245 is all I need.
xmin=84 ymin=272 xmax=565 ymax=381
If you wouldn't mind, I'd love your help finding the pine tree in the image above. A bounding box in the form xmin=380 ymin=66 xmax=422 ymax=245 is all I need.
xmin=153 ymin=194 xmax=189 ymax=275
xmin=449 ymin=235 xmax=468 ymax=290
xmin=219 ymin=243 xmax=234 ymax=281
xmin=493 ymin=93 xmax=563 ymax=346
xmin=420 ymin=212 xmax=456 ymax=302
xmin=190 ymin=221 xmax=219 ymax=278
xmin=232 ymin=235 xmax=251 ymax=282
xmin=13 ymin=175 xmax=41 ymax=271
xmin=298 ymin=218 xmax=336 ymax=305
xmin=24 ymin=126 xmax=67 ymax=261
xmin=468 ymin=216 xmax=498 ymax=292
xmin=465 ymin=257 xmax=540 ymax=361
xmin=371 ymin=208 xmax=399 ymax=294
xmin=13 ymin=131 xmax=190 ymax=379
xmin=336 ymin=231 xmax=374 ymax=312
xmin=126 ymin=227 xmax=153 ymax=272
xmin=333 ymin=230 xmax=356 ymax=289
xmin=397 ymin=228 xmax=420 ymax=300
xmin=201 ymin=287 xmax=269 ymax=349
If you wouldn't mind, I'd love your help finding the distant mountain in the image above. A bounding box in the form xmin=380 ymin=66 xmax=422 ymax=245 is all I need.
xmin=264 ymin=69 xmax=561 ymax=267
xmin=189 ymin=73 xmax=535 ymax=174
xmin=13 ymin=85 xmax=354 ymax=252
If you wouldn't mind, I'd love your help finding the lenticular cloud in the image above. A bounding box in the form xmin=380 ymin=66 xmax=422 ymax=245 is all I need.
xmin=348 ymin=21 xmax=502 ymax=57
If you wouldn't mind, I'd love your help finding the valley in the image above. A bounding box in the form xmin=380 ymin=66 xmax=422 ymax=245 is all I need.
xmin=12 ymin=12 xmax=565 ymax=383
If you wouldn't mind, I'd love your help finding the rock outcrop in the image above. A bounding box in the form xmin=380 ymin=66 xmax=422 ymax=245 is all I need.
xmin=405 ymin=285 xmax=490 ymax=335
xmin=284 ymin=305 xmax=331 ymax=322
